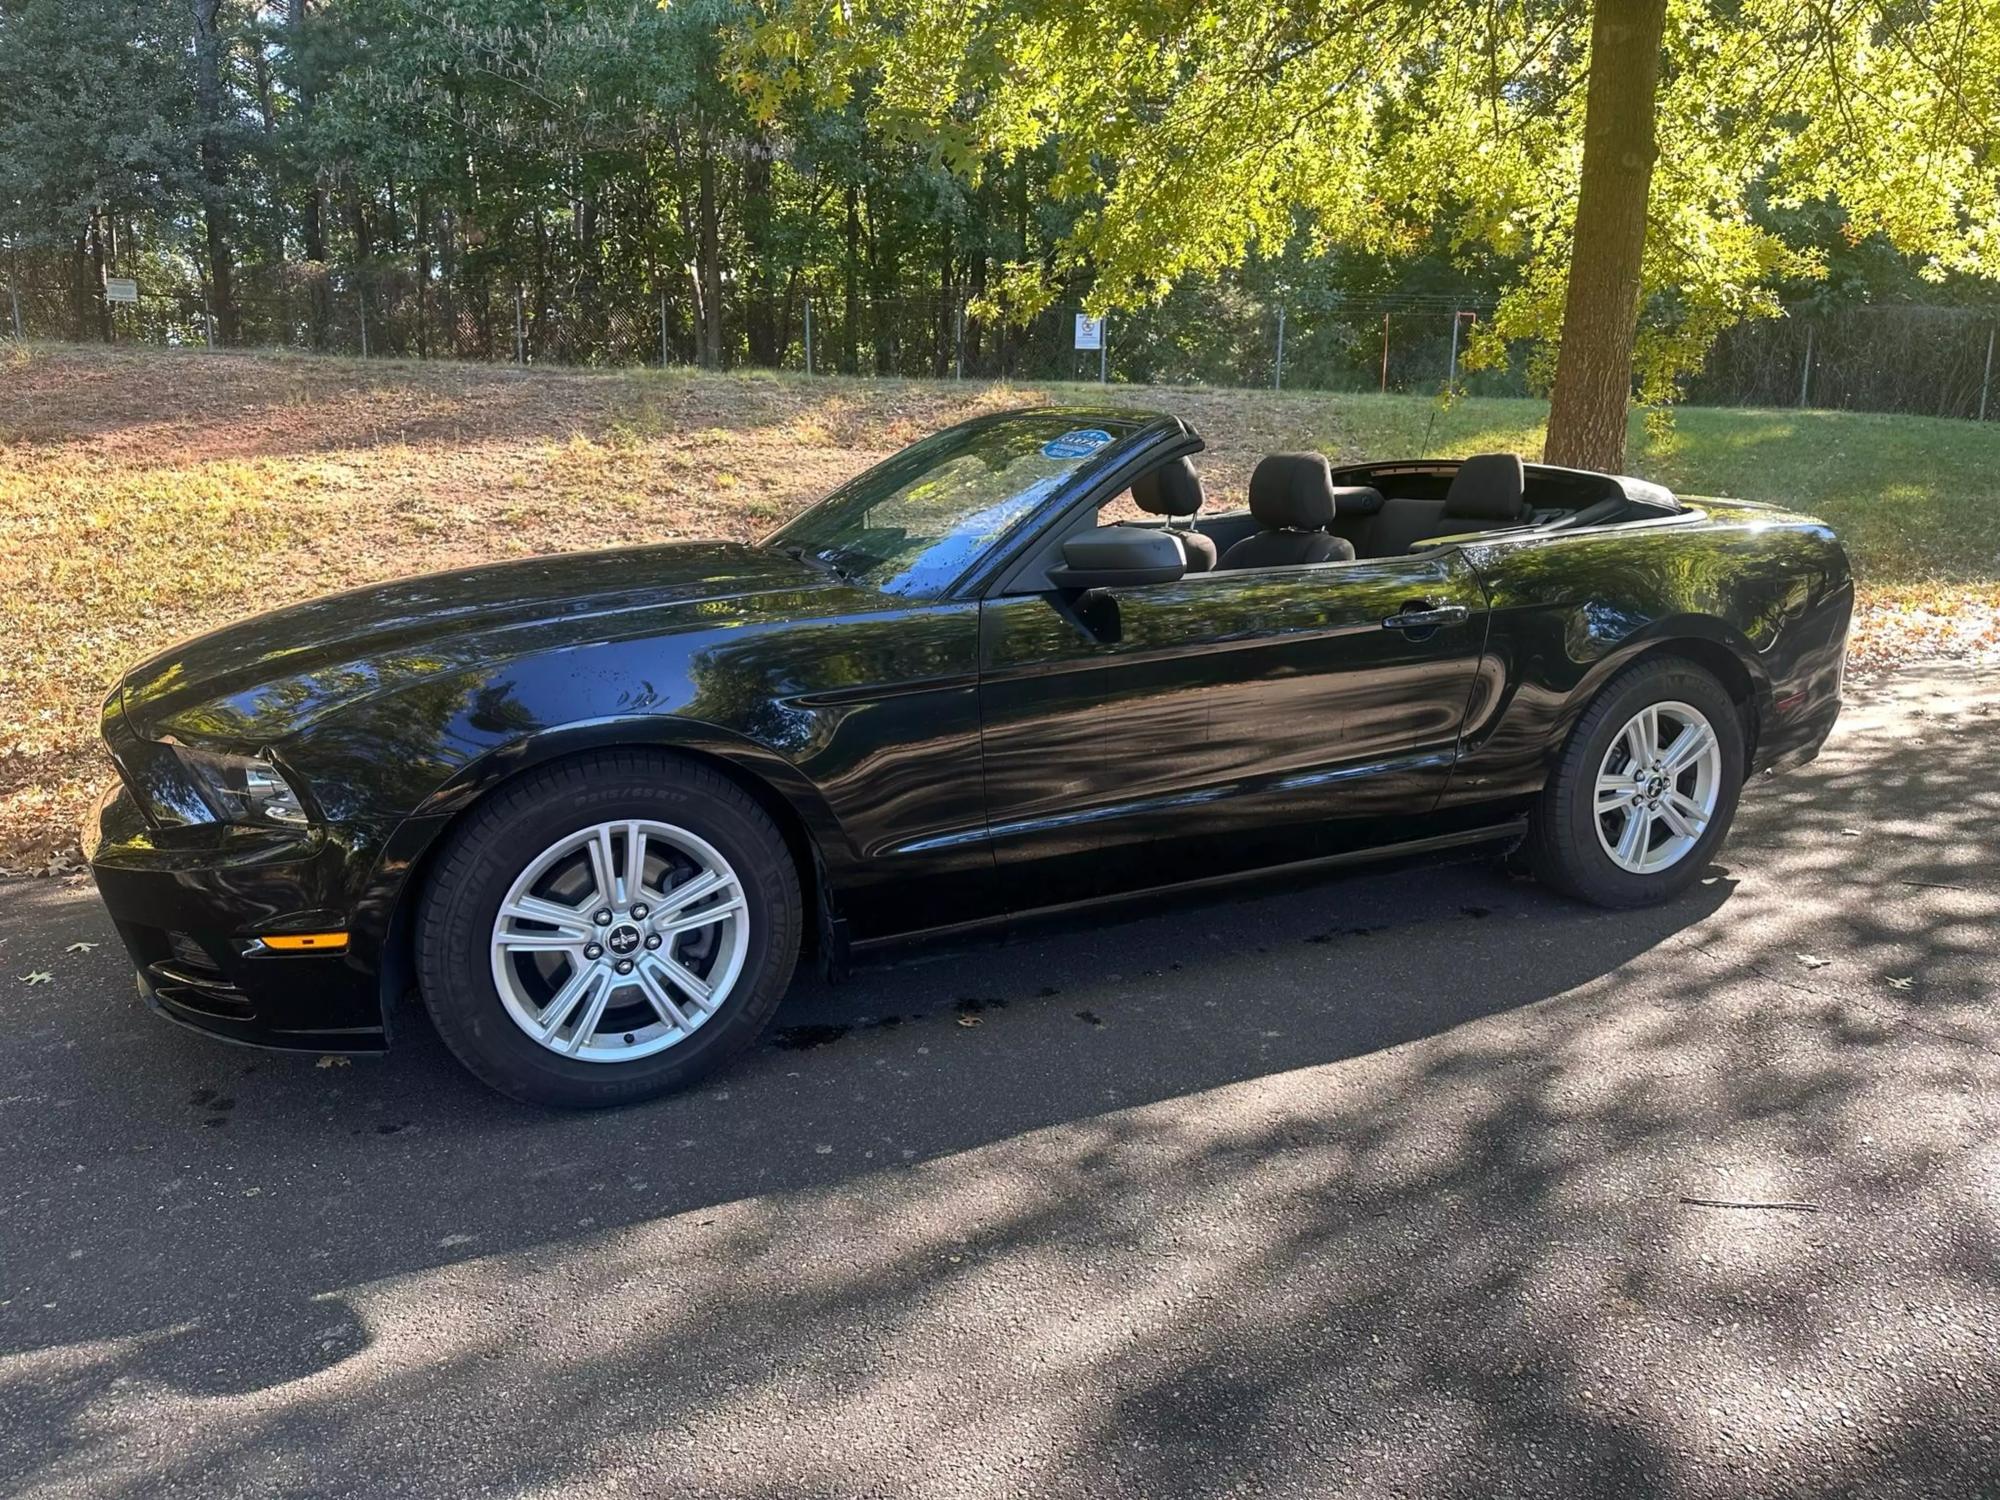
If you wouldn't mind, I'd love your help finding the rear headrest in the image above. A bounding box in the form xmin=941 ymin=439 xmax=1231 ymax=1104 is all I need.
xmin=1249 ymin=453 xmax=1337 ymax=531
xmin=1445 ymin=453 xmax=1527 ymax=520
xmin=1131 ymin=457 xmax=1204 ymax=518
xmin=1329 ymin=484 xmax=1384 ymax=517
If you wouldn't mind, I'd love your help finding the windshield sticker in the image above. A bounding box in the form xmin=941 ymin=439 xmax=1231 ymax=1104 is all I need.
xmin=1040 ymin=428 xmax=1114 ymax=460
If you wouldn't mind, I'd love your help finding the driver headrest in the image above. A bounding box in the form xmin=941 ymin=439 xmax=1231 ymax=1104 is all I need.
xmin=1445 ymin=453 xmax=1527 ymax=520
xmin=1131 ymin=457 xmax=1204 ymax=518
xmin=1248 ymin=453 xmax=1337 ymax=531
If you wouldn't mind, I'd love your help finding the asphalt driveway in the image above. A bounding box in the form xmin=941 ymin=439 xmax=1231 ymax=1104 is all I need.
xmin=1 ymin=664 xmax=1995 ymax=1499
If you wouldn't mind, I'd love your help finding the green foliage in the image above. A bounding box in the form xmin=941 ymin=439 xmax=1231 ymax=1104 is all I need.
xmin=2 ymin=0 xmax=1993 ymax=405
xmin=754 ymin=0 xmax=2000 ymax=400
xmin=0 ymin=0 xmax=201 ymax=242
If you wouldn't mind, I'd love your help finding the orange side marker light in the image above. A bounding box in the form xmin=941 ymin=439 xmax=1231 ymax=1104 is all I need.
xmin=259 ymin=932 xmax=349 ymax=953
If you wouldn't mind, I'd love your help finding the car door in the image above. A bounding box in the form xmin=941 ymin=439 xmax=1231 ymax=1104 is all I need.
xmin=976 ymin=547 xmax=1492 ymax=910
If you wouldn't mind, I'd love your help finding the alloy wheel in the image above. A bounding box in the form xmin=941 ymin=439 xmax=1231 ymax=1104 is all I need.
xmin=488 ymin=819 xmax=749 ymax=1062
xmin=1592 ymin=700 xmax=1723 ymax=875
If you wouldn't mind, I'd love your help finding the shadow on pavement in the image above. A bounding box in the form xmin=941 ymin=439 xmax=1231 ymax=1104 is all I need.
xmin=0 ymin=665 xmax=1995 ymax=1497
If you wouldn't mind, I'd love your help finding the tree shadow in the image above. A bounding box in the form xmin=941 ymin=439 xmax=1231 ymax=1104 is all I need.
xmin=1 ymin=665 xmax=1995 ymax=1496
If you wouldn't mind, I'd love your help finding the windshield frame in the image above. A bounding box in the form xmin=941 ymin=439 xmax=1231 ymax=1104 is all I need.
xmin=763 ymin=410 xmax=1180 ymax=601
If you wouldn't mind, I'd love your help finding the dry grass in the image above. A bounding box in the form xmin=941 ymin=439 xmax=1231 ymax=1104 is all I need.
xmin=3 ymin=343 xmax=1995 ymax=874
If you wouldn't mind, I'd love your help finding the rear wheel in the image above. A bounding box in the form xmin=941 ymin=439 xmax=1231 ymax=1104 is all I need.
xmin=1525 ymin=658 xmax=1744 ymax=908
xmin=416 ymin=751 xmax=801 ymax=1108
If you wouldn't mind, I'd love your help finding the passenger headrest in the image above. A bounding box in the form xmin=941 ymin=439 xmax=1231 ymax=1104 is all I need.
xmin=1131 ymin=457 xmax=1204 ymax=518
xmin=1249 ymin=453 xmax=1337 ymax=531
xmin=1445 ymin=453 xmax=1527 ymax=520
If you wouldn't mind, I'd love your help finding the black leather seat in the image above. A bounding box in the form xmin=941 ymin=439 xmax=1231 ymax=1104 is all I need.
xmin=1218 ymin=454 xmax=1358 ymax=570
xmin=1361 ymin=452 xmax=1530 ymax=556
xmin=1129 ymin=457 xmax=1217 ymax=572
xmin=1442 ymin=452 xmax=1529 ymax=529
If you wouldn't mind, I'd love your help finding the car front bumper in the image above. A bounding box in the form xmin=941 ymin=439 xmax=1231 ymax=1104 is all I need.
xmin=83 ymin=781 xmax=389 ymax=1052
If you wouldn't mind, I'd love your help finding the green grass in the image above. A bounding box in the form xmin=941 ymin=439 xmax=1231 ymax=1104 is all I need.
xmin=1037 ymin=384 xmax=2000 ymax=589
xmin=1 ymin=343 xmax=1995 ymax=873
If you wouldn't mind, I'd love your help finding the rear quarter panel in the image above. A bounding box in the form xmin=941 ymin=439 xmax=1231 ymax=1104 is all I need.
xmin=1440 ymin=500 xmax=1852 ymax=810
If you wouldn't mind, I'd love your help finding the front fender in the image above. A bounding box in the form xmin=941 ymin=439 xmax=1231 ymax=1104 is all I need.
xmin=339 ymin=711 xmax=853 ymax=966
xmin=310 ymin=595 xmax=986 ymax=988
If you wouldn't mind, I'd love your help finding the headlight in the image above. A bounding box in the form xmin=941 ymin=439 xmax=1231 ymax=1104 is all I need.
xmin=171 ymin=745 xmax=312 ymax=827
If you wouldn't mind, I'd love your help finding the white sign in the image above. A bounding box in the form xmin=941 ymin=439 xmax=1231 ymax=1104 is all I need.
xmin=103 ymin=277 xmax=138 ymax=304
xmin=1073 ymin=314 xmax=1103 ymax=351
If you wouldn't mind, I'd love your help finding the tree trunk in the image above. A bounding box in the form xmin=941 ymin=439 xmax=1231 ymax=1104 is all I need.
xmin=87 ymin=210 xmax=112 ymax=342
xmin=842 ymin=184 xmax=860 ymax=374
xmin=575 ymin=176 xmax=600 ymax=356
xmin=935 ymin=232 xmax=953 ymax=377
xmin=345 ymin=179 xmax=372 ymax=262
xmin=192 ymin=0 xmax=237 ymax=343
xmin=696 ymin=133 xmax=724 ymax=369
xmin=1542 ymin=0 xmax=1668 ymax=472
xmin=743 ymin=137 xmax=779 ymax=366
xmin=289 ymin=0 xmax=327 ymax=265
xmin=865 ymin=182 xmax=894 ymax=374
xmin=70 ymin=233 xmax=95 ymax=341
xmin=416 ymin=188 xmax=432 ymax=357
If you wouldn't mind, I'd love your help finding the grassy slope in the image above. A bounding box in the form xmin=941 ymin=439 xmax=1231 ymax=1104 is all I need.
xmin=2 ymin=343 xmax=1996 ymax=872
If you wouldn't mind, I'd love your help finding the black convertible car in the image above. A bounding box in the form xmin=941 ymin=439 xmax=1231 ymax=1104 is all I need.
xmin=85 ymin=408 xmax=1850 ymax=1106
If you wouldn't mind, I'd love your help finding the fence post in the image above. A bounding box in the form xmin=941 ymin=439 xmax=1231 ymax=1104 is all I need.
xmin=1274 ymin=305 xmax=1285 ymax=392
xmin=804 ymin=297 xmax=814 ymax=376
xmin=513 ymin=289 xmax=525 ymax=364
xmin=1797 ymin=324 xmax=1812 ymax=408
xmin=1446 ymin=310 xmax=1462 ymax=392
xmin=659 ymin=291 xmax=668 ymax=368
xmin=357 ymin=288 xmax=368 ymax=358
xmin=1380 ymin=314 xmax=1389 ymax=393
xmin=8 ymin=277 xmax=19 ymax=340
xmin=1976 ymin=326 xmax=1992 ymax=424
xmin=954 ymin=305 xmax=964 ymax=380
xmin=1099 ymin=317 xmax=1107 ymax=385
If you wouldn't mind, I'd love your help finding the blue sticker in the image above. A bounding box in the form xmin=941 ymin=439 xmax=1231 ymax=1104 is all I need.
xmin=1041 ymin=428 xmax=1114 ymax=460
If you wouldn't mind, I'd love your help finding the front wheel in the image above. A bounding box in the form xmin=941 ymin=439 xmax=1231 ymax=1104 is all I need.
xmin=415 ymin=751 xmax=802 ymax=1108
xmin=1525 ymin=658 xmax=1745 ymax=909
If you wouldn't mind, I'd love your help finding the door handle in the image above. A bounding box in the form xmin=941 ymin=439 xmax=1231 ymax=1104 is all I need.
xmin=1382 ymin=603 xmax=1469 ymax=631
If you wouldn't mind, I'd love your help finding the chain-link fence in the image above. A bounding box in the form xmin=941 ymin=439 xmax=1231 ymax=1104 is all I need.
xmin=4 ymin=262 xmax=1995 ymax=421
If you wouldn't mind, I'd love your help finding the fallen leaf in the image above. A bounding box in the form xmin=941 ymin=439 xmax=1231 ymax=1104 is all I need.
xmin=1796 ymin=954 xmax=1831 ymax=970
xmin=65 ymin=941 xmax=99 ymax=954
xmin=1887 ymin=976 xmax=1914 ymax=990
xmin=1840 ymin=829 xmax=1861 ymax=838
xmin=18 ymin=971 xmax=52 ymax=986
xmin=956 ymin=1014 xmax=982 ymax=1028
xmin=315 ymin=1055 xmax=352 ymax=1068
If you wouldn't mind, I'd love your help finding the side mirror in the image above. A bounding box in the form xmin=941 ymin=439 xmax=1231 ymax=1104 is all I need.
xmin=1047 ymin=526 xmax=1186 ymax=590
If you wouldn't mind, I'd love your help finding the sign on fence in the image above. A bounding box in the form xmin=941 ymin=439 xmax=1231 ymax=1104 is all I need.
xmin=1073 ymin=314 xmax=1103 ymax=350
xmin=103 ymin=278 xmax=138 ymax=305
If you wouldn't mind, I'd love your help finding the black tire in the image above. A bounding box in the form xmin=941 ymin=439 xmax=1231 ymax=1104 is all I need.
xmin=415 ymin=750 xmax=802 ymax=1108
xmin=1524 ymin=657 xmax=1745 ymax=909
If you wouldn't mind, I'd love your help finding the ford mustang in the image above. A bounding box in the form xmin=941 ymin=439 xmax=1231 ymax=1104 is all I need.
xmin=84 ymin=408 xmax=1851 ymax=1106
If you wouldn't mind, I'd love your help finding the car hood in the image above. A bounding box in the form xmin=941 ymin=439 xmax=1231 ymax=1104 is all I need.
xmin=117 ymin=540 xmax=836 ymax=744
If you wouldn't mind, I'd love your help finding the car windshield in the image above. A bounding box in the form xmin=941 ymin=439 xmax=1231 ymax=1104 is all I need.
xmin=766 ymin=413 xmax=1141 ymax=597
